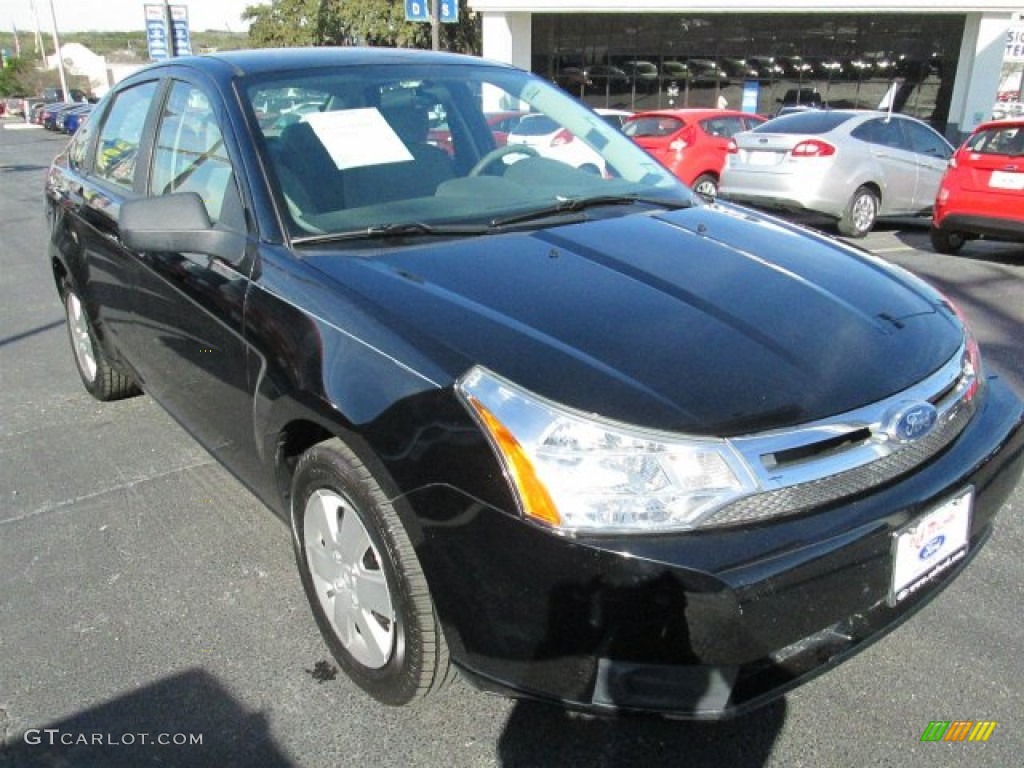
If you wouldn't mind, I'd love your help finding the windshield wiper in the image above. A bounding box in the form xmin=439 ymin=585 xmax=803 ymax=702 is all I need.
xmin=292 ymin=221 xmax=491 ymax=245
xmin=488 ymin=194 xmax=692 ymax=228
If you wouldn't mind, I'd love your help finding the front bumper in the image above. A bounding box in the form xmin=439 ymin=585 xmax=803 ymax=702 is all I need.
xmin=409 ymin=376 xmax=1024 ymax=719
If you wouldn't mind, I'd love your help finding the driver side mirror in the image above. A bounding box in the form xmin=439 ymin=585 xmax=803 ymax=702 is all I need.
xmin=121 ymin=192 xmax=247 ymax=265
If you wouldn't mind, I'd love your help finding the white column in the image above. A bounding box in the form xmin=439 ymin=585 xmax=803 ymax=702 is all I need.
xmin=948 ymin=12 xmax=1012 ymax=139
xmin=481 ymin=11 xmax=532 ymax=71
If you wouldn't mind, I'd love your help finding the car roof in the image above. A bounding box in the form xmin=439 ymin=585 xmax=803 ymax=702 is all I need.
xmin=129 ymin=47 xmax=512 ymax=80
xmin=973 ymin=119 xmax=1024 ymax=133
xmin=627 ymin=108 xmax=759 ymax=120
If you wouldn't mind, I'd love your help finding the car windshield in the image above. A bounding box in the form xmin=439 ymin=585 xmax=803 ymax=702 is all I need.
xmin=508 ymin=114 xmax=559 ymax=136
xmin=965 ymin=124 xmax=1024 ymax=156
xmin=754 ymin=111 xmax=854 ymax=134
xmin=622 ymin=116 xmax=684 ymax=138
xmin=246 ymin=63 xmax=686 ymax=239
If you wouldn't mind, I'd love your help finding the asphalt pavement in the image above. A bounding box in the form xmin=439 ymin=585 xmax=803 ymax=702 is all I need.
xmin=1 ymin=119 xmax=1022 ymax=768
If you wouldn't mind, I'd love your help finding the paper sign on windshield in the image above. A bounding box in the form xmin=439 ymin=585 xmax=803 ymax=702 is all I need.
xmin=303 ymin=108 xmax=413 ymax=170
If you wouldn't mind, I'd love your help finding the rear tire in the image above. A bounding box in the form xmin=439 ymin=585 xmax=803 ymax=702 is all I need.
xmin=837 ymin=186 xmax=879 ymax=238
xmin=291 ymin=438 xmax=454 ymax=705
xmin=929 ymin=225 xmax=965 ymax=255
xmin=63 ymin=281 xmax=139 ymax=401
xmin=691 ymin=173 xmax=718 ymax=200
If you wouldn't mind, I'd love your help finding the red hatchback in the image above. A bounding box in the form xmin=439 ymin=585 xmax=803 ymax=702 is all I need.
xmin=931 ymin=119 xmax=1024 ymax=253
xmin=622 ymin=108 xmax=766 ymax=198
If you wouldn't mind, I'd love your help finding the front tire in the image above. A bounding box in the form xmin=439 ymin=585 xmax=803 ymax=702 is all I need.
xmin=929 ymin=225 xmax=965 ymax=255
xmin=837 ymin=185 xmax=879 ymax=238
xmin=291 ymin=438 xmax=453 ymax=705
xmin=63 ymin=282 xmax=139 ymax=401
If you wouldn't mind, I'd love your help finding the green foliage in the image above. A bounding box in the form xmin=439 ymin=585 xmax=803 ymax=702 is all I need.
xmin=243 ymin=0 xmax=480 ymax=53
xmin=244 ymin=0 xmax=330 ymax=47
xmin=0 ymin=56 xmax=29 ymax=96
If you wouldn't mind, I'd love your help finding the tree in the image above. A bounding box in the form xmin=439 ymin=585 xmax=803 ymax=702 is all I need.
xmin=0 ymin=56 xmax=30 ymax=97
xmin=244 ymin=0 xmax=480 ymax=53
xmin=243 ymin=0 xmax=332 ymax=47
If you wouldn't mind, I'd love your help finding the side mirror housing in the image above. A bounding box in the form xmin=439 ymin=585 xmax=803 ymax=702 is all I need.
xmin=121 ymin=192 xmax=247 ymax=266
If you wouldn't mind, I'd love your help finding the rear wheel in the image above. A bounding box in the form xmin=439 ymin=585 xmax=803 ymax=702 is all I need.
xmin=63 ymin=282 xmax=139 ymax=401
xmin=291 ymin=438 xmax=453 ymax=705
xmin=837 ymin=186 xmax=879 ymax=238
xmin=929 ymin=225 xmax=965 ymax=255
xmin=691 ymin=173 xmax=718 ymax=200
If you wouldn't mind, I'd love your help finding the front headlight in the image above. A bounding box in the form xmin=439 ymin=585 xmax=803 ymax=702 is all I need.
xmin=457 ymin=366 xmax=758 ymax=534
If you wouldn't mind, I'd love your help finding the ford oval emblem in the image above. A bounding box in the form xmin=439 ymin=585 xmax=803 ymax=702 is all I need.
xmin=919 ymin=535 xmax=945 ymax=561
xmin=886 ymin=401 xmax=938 ymax=443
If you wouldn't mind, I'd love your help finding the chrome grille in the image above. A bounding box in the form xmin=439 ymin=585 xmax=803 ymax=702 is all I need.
xmin=705 ymin=343 xmax=980 ymax=528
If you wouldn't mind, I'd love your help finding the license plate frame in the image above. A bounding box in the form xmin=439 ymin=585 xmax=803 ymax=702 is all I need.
xmin=889 ymin=487 xmax=973 ymax=606
xmin=746 ymin=150 xmax=780 ymax=166
xmin=989 ymin=170 xmax=1024 ymax=190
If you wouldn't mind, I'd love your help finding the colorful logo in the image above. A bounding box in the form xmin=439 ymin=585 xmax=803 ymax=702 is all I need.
xmin=920 ymin=720 xmax=997 ymax=742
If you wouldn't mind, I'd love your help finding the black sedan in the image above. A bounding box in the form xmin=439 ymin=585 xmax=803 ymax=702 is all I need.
xmin=44 ymin=48 xmax=1024 ymax=719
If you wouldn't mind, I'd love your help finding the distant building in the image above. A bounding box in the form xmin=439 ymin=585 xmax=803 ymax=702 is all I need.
xmin=470 ymin=0 xmax=1019 ymax=140
xmin=45 ymin=42 xmax=142 ymax=98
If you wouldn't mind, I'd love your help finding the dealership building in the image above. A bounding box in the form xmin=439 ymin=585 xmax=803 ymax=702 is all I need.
xmin=470 ymin=1 xmax=1023 ymax=140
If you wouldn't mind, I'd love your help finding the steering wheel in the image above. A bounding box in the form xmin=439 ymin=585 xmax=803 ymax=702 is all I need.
xmin=468 ymin=144 xmax=540 ymax=177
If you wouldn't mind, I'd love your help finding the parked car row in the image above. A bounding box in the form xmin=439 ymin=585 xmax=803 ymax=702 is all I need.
xmin=29 ymin=100 xmax=94 ymax=134
xmin=551 ymin=54 xmax=929 ymax=97
xmin=712 ymin=109 xmax=1024 ymax=251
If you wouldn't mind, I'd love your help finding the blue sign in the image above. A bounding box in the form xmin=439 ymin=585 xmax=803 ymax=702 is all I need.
xmin=741 ymin=80 xmax=760 ymax=113
xmin=145 ymin=4 xmax=168 ymax=60
xmin=439 ymin=0 xmax=459 ymax=23
xmin=404 ymin=0 xmax=429 ymax=22
xmin=170 ymin=5 xmax=192 ymax=56
xmin=405 ymin=0 xmax=458 ymax=23
xmin=144 ymin=4 xmax=191 ymax=59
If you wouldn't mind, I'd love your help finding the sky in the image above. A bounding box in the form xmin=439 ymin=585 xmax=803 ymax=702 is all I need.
xmin=0 ymin=0 xmax=269 ymax=34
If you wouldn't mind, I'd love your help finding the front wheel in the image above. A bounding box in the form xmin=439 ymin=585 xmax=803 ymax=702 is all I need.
xmin=929 ymin=225 xmax=966 ymax=255
xmin=63 ymin=282 xmax=139 ymax=401
xmin=837 ymin=186 xmax=879 ymax=238
xmin=291 ymin=438 xmax=454 ymax=705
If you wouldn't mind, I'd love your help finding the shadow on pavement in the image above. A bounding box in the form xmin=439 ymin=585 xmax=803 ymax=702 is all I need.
xmin=0 ymin=669 xmax=293 ymax=768
xmin=497 ymin=697 xmax=786 ymax=767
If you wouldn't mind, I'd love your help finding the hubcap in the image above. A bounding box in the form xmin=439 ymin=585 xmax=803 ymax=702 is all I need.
xmin=851 ymin=194 xmax=876 ymax=233
xmin=693 ymin=179 xmax=717 ymax=199
xmin=303 ymin=489 xmax=395 ymax=669
xmin=66 ymin=292 xmax=97 ymax=382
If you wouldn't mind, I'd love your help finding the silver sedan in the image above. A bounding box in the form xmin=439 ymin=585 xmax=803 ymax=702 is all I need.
xmin=720 ymin=109 xmax=954 ymax=236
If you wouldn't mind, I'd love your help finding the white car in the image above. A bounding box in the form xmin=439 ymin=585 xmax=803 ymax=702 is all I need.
xmin=506 ymin=108 xmax=631 ymax=175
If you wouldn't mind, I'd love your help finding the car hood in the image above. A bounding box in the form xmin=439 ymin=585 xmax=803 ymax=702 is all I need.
xmin=303 ymin=204 xmax=962 ymax=436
